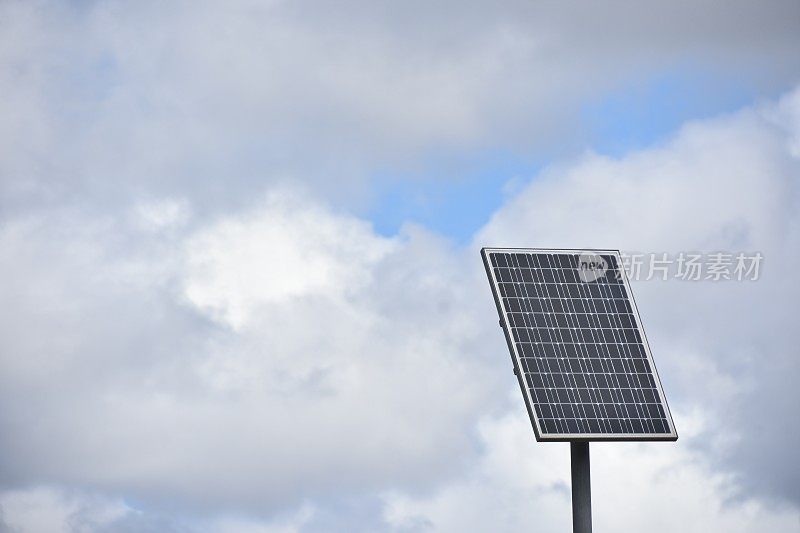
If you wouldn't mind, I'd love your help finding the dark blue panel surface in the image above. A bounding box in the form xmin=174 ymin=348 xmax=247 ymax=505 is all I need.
xmin=482 ymin=248 xmax=676 ymax=441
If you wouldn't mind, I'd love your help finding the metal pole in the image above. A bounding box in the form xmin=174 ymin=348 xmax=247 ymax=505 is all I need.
xmin=571 ymin=441 xmax=592 ymax=533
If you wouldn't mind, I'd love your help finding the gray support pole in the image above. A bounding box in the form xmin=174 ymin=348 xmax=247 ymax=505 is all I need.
xmin=571 ymin=441 xmax=592 ymax=533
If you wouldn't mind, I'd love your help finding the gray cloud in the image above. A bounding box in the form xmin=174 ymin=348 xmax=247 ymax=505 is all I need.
xmin=2 ymin=89 xmax=800 ymax=531
xmin=2 ymin=1 xmax=800 ymax=531
xmin=1 ymin=0 xmax=799 ymax=216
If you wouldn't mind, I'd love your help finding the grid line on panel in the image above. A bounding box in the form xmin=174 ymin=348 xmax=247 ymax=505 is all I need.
xmin=484 ymin=249 xmax=675 ymax=440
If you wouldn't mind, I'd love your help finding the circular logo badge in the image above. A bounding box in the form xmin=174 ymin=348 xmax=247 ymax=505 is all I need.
xmin=577 ymin=253 xmax=608 ymax=283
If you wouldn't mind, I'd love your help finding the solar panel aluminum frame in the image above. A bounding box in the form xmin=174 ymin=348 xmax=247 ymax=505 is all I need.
xmin=482 ymin=247 xmax=678 ymax=442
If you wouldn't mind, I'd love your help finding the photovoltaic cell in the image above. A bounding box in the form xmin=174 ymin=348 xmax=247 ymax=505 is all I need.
xmin=481 ymin=248 xmax=677 ymax=441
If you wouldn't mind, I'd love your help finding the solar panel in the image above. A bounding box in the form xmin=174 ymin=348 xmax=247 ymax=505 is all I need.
xmin=482 ymin=248 xmax=677 ymax=441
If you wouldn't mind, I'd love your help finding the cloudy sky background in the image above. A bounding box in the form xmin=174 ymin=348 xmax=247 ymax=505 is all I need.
xmin=1 ymin=1 xmax=799 ymax=531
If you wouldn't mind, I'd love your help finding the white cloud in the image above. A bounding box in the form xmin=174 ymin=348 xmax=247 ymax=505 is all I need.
xmin=1 ymin=2 xmax=799 ymax=529
xmin=183 ymin=190 xmax=395 ymax=330
xmin=1 ymin=87 xmax=799 ymax=531
xmin=475 ymin=86 xmax=800 ymax=507
xmin=382 ymin=410 xmax=800 ymax=533
xmin=0 ymin=191 xmax=501 ymax=523
xmin=133 ymin=198 xmax=191 ymax=233
xmin=0 ymin=487 xmax=130 ymax=533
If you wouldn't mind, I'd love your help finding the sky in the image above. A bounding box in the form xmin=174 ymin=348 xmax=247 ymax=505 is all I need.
xmin=1 ymin=1 xmax=799 ymax=532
